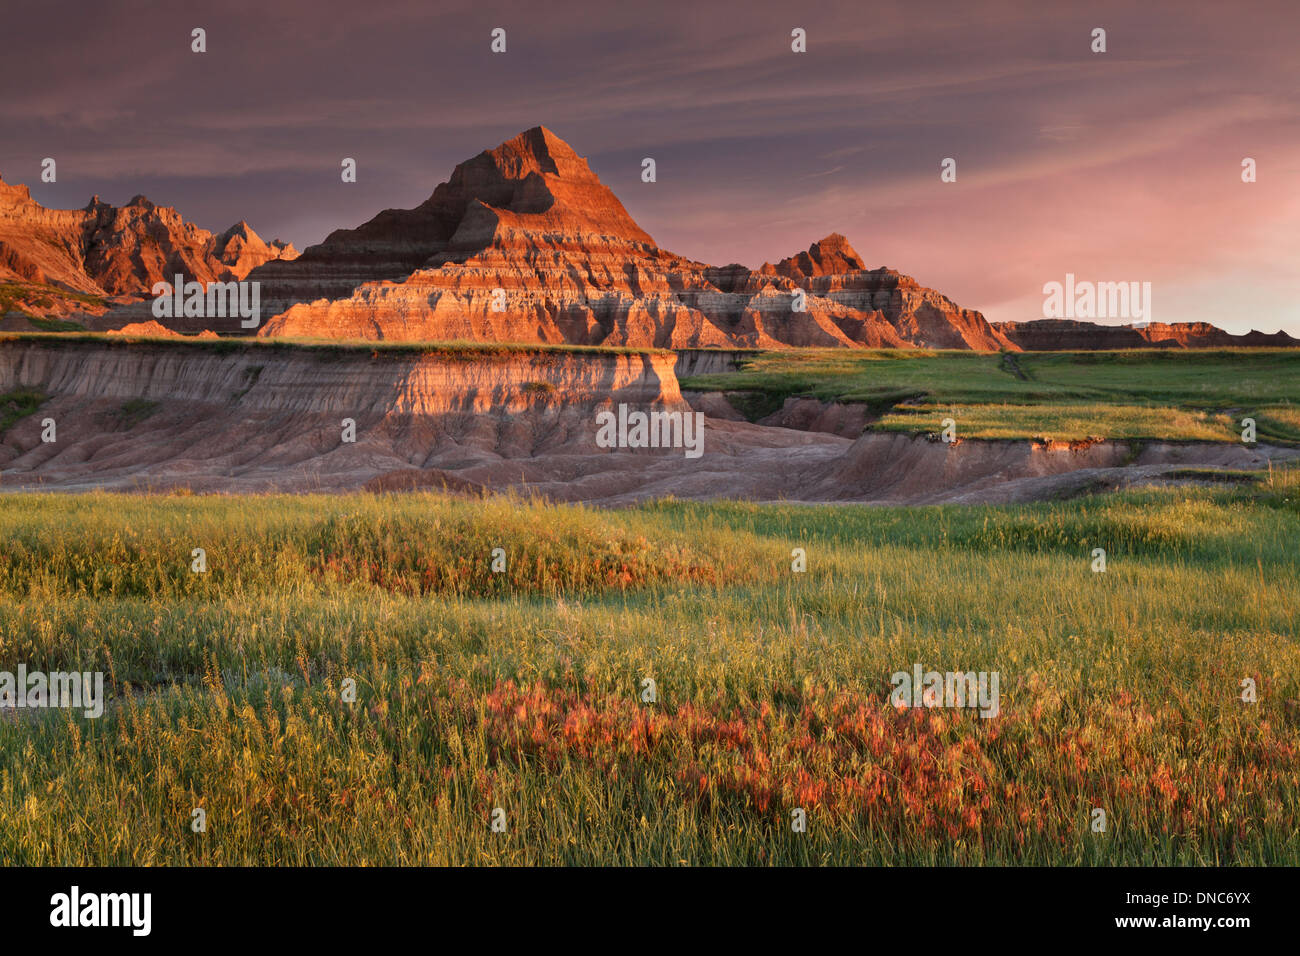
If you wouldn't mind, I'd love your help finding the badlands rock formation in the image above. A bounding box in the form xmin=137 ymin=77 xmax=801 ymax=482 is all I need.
xmin=0 ymin=173 xmax=296 ymax=314
xmin=0 ymin=337 xmax=689 ymax=495
xmin=209 ymin=221 xmax=298 ymax=281
xmin=993 ymin=319 xmax=1300 ymax=350
xmin=7 ymin=130 xmax=1289 ymax=350
xmin=2 ymin=338 xmax=1292 ymax=503
xmin=251 ymin=127 xmax=1013 ymax=350
xmin=106 ymin=321 xmax=219 ymax=338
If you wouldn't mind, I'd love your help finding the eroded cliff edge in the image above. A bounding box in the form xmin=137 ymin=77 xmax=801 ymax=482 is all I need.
xmin=1 ymin=337 xmax=1292 ymax=502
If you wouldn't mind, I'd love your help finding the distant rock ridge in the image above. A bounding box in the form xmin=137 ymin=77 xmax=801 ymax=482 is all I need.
xmin=248 ymin=127 xmax=1014 ymax=350
xmin=0 ymin=171 xmax=297 ymax=302
xmin=8 ymin=135 xmax=1289 ymax=350
xmin=994 ymin=319 xmax=1300 ymax=350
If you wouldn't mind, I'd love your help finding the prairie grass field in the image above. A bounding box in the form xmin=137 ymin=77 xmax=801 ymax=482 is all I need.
xmin=684 ymin=348 xmax=1300 ymax=443
xmin=1 ymin=474 xmax=1297 ymax=866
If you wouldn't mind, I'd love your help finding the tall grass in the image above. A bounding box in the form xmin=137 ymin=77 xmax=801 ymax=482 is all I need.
xmin=0 ymin=475 xmax=1296 ymax=864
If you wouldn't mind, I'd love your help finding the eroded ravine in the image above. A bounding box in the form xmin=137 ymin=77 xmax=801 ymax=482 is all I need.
xmin=0 ymin=337 xmax=1292 ymax=503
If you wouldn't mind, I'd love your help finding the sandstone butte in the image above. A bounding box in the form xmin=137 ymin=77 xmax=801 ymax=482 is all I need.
xmin=0 ymin=171 xmax=297 ymax=317
xmin=245 ymin=126 xmax=1015 ymax=350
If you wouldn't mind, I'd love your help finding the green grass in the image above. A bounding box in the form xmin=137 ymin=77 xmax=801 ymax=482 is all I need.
xmin=1 ymin=474 xmax=1297 ymax=865
xmin=0 ymin=281 xmax=106 ymax=317
xmin=25 ymin=317 xmax=85 ymax=333
xmin=0 ymin=389 xmax=47 ymax=434
xmin=0 ymin=282 xmax=46 ymax=316
xmin=876 ymin=402 xmax=1239 ymax=441
xmin=114 ymin=398 xmax=159 ymax=428
xmin=684 ymin=348 xmax=1300 ymax=443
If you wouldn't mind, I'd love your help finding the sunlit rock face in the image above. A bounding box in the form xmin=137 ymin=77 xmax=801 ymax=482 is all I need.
xmin=252 ymin=127 xmax=1012 ymax=350
xmin=0 ymin=174 xmax=295 ymax=297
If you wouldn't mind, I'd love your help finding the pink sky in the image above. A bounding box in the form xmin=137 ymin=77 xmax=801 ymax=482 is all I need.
xmin=3 ymin=0 xmax=1297 ymax=332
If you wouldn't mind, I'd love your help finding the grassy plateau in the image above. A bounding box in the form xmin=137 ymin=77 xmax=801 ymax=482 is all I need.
xmin=683 ymin=348 xmax=1300 ymax=443
xmin=0 ymin=475 xmax=1297 ymax=865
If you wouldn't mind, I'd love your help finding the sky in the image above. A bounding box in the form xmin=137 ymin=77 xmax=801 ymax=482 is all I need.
xmin=3 ymin=0 xmax=1297 ymax=332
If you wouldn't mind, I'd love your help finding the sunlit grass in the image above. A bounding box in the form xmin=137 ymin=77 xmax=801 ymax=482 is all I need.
xmin=683 ymin=349 xmax=1300 ymax=443
xmin=876 ymin=402 xmax=1237 ymax=441
xmin=1 ymin=472 xmax=1297 ymax=864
